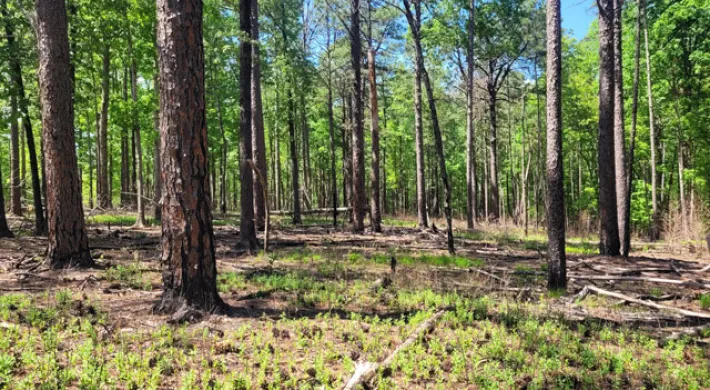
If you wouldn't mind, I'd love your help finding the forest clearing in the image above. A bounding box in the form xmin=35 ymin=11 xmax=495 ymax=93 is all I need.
xmin=0 ymin=213 xmax=709 ymax=388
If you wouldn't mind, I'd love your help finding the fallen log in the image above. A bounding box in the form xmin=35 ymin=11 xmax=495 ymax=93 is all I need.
xmin=342 ymin=309 xmax=447 ymax=390
xmin=271 ymin=207 xmax=350 ymax=216
xmin=665 ymin=323 xmax=710 ymax=341
xmin=576 ymin=285 xmax=710 ymax=319
xmin=568 ymin=274 xmax=710 ymax=289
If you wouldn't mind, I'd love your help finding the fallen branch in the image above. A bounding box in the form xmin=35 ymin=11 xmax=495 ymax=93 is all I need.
xmin=576 ymin=285 xmax=710 ymax=319
xmin=342 ymin=309 xmax=447 ymax=390
xmin=568 ymin=274 xmax=710 ymax=289
xmin=665 ymin=323 xmax=710 ymax=341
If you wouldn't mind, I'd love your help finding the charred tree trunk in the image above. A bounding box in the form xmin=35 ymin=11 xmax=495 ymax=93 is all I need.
xmin=597 ymin=0 xmax=621 ymax=256
xmin=411 ymin=0 xmax=428 ymax=229
xmin=613 ymin=0 xmax=629 ymax=256
xmin=327 ymin=18 xmax=338 ymax=227
xmin=155 ymin=0 xmax=222 ymax=313
xmin=251 ymin=0 xmax=267 ymax=230
xmin=486 ymin=70 xmax=501 ymax=222
xmin=128 ymin=34 xmax=146 ymax=227
xmin=350 ymin=0 xmax=365 ymax=232
xmin=239 ymin=0 xmax=258 ymax=250
xmin=367 ymin=46 xmax=381 ymax=232
xmin=546 ymin=0 xmax=566 ymax=290
xmin=36 ymin=0 xmax=93 ymax=268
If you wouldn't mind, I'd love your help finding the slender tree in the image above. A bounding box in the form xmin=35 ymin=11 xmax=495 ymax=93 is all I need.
xmin=36 ymin=0 xmax=93 ymax=268
xmin=465 ymin=0 xmax=476 ymax=229
xmin=545 ymin=0 xmax=565 ymax=289
xmin=643 ymin=0 xmax=659 ymax=240
xmin=350 ymin=0 xmax=366 ymax=232
xmin=239 ymin=0 xmax=259 ymax=249
xmin=251 ymin=0 xmax=267 ymax=230
xmin=366 ymin=0 xmax=382 ymax=232
xmin=412 ymin=0 xmax=428 ymax=229
xmin=625 ymin=0 xmax=642 ymax=256
xmin=155 ymin=0 xmax=222 ymax=313
xmin=128 ymin=34 xmax=146 ymax=227
xmin=0 ymin=162 xmax=13 ymax=238
xmin=3 ymin=1 xmax=46 ymax=234
xmin=326 ymin=16 xmax=338 ymax=227
xmin=597 ymin=0 xmax=621 ymax=256
xmin=97 ymin=38 xmax=111 ymax=209
xmin=613 ymin=0 xmax=629 ymax=256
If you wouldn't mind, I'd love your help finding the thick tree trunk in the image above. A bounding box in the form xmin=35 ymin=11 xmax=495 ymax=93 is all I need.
xmin=545 ymin=0 xmax=566 ymax=290
xmin=98 ymin=41 xmax=111 ymax=209
xmin=350 ymin=0 xmax=365 ymax=232
xmin=251 ymin=0 xmax=267 ymax=230
xmin=155 ymin=0 xmax=222 ymax=313
xmin=128 ymin=35 xmax=146 ymax=227
xmin=367 ymin=47 xmax=382 ymax=232
xmin=643 ymin=0 xmax=659 ymax=240
xmin=238 ymin=0 xmax=258 ymax=250
xmin=465 ymin=0 xmax=476 ymax=229
xmin=486 ymin=73 xmax=501 ymax=221
xmin=36 ymin=0 xmax=93 ymax=268
xmin=613 ymin=0 xmax=629 ymax=256
xmin=597 ymin=0 xmax=621 ymax=256
xmin=3 ymin=3 xmax=46 ymax=233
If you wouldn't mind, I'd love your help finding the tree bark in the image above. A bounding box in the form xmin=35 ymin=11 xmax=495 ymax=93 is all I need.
xmin=251 ymin=0 xmax=267 ymax=230
xmin=288 ymin=86 xmax=302 ymax=224
xmin=36 ymin=0 xmax=93 ymax=268
xmin=546 ymin=0 xmax=566 ymax=290
xmin=239 ymin=0 xmax=258 ymax=250
xmin=465 ymin=0 xmax=476 ymax=229
xmin=350 ymin=0 xmax=365 ymax=232
xmin=155 ymin=0 xmax=222 ymax=313
xmin=98 ymin=40 xmax=111 ymax=209
xmin=0 ymin=155 xmax=13 ymax=237
xmin=327 ymin=18 xmax=338 ymax=227
xmin=3 ymin=2 xmax=46 ymax=234
xmin=121 ymin=68 xmax=131 ymax=208
xmin=598 ymin=0 xmax=621 ymax=256
xmin=626 ymin=0 xmax=642 ymax=254
xmin=1 ymin=0 xmax=21 ymax=217
xmin=486 ymin=70 xmax=500 ymax=221
xmin=613 ymin=0 xmax=629 ymax=256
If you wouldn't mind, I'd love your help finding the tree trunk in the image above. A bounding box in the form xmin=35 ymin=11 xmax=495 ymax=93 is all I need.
xmin=350 ymin=0 xmax=365 ymax=232
xmin=36 ymin=0 xmax=93 ymax=268
xmin=153 ymin=115 xmax=162 ymax=221
xmin=597 ymin=0 xmax=621 ymax=256
xmin=238 ymin=0 xmax=258 ymax=250
xmin=3 ymin=2 xmax=46 ymax=233
xmin=128 ymin=34 xmax=146 ymax=227
xmin=643 ymin=0 xmax=659 ymax=240
xmin=121 ymin=68 xmax=131 ymax=207
xmin=465 ymin=0 xmax=476 ymax=229
xmin=626 ymin=0 xmax=642 ymax=253
xmin=486 ymin=70 xmax=501 ymax=221
xmin=545 ymin=0 xmax=566 ymax=290
xmin=367 ymin=46 xmax=382 ymax=232
xmin=9 ymin=91 xmax=22 ymax=216
xmin=411 ymin=1 xmax=428 ymax=229
xmin=251 ymin=0 xmax=267 ymax=230
xmin=327 ymin=18 xmax=338 ymax=227
xmin=98 ymin=40 xmax=111 ymax=209
xmin=288 ymin=86 xmax=302 ymax=224
xmin=155 ymin=0 xmax=222 ymax=313
xmin=342 ymin=89 xmax=352 ymax=213
xmin=0 ymin=161 xmax=12 ymax=237
xmin=613 ymin=0 xmax=629 ymax=256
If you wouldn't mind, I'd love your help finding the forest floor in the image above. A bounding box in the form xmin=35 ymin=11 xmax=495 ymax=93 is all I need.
xmin=0 ymin=212 xmax=709 ymax=389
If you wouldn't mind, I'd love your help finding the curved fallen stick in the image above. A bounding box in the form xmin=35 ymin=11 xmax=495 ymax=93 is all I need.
xmin=576 ymin=285 xmax=710 ymax=319
xmin=342 ymin=309 xmax=448 ymax=390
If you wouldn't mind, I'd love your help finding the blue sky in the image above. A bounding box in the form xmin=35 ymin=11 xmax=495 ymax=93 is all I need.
xmin=562 ymin=0 xmax=597 ymax=40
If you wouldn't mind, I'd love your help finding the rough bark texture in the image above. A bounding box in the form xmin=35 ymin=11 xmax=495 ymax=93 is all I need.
xmin=3 ymin=3 xmax=46 ymax=234
xmin=239 ymin=0 xmax=258 ymax=249
xmin=465 ymin=0 xmax=476 ymax=229
xmin=367 ymin=47 xmax=382 ymax=232
xmin=1 ymin=0 xmax=22 ymax=216
xmin=597 ymin=0 xmax=621 ymax=256
xmin=613 ymin=0 xmax=629 ymax=256
xmin=486 ymin=71 xmax=500 ymax=222
xmin=626 ymin=0 xmax=641 ymax=256
xmin=121 ymin=70 xmax=131 ymax=208
xmin=98 ymin=41 xmax=111 ymax=209
xmin=351 ymin=0 xmax=365 ymax=232
xmin=155 ymin=0 xmax=222 ymax=313
xmin=545 ymin=0 xmax=566 ymax=290
xmin=36 ymin=0 xmax=93 ymax=268
xmin=251 ymin=0 xmax=267 ymax=230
